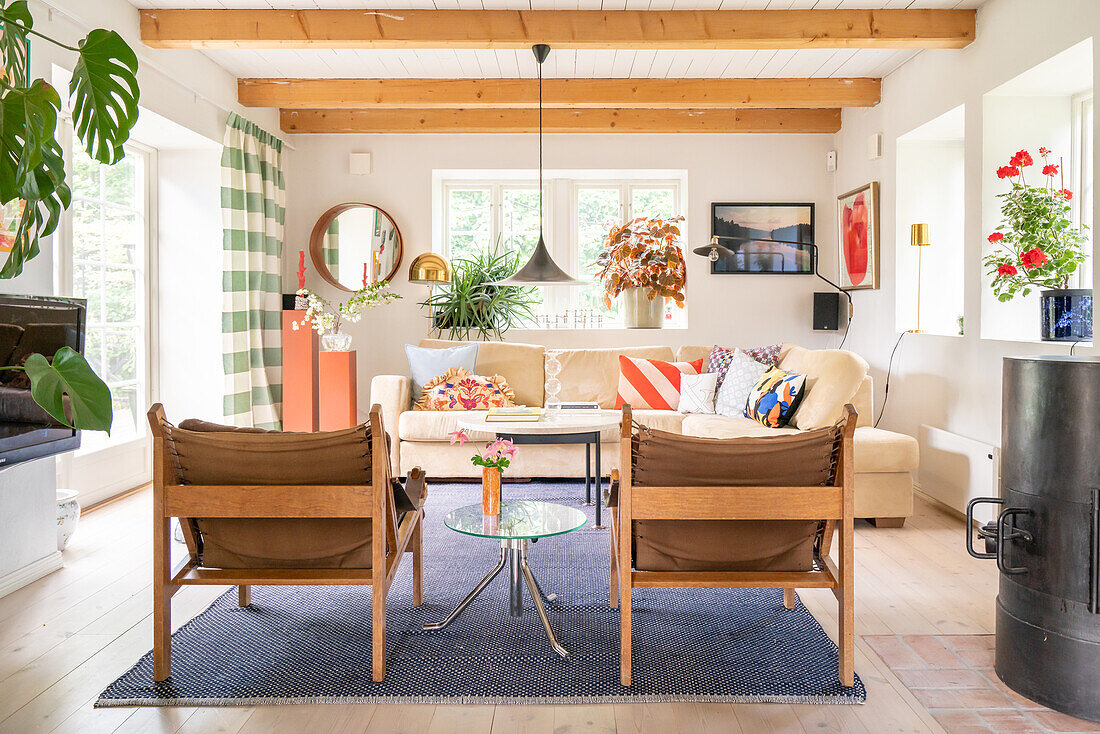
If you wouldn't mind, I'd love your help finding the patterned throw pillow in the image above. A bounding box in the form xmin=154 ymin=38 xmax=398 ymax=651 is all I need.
xmin=714 ymin=349 xmax=769 ymax=417
xmin=745 ymin=367 xmax=808 ymax=428
xmin=615 ymin=355 xmax=701 ymax=411
xmin=415 ymin=368 xmax=515 ymax=411
xmin=677 ymin=372 xmax=719 ymax=414
xmin=705 ymin=344 xmax=782 ymax=390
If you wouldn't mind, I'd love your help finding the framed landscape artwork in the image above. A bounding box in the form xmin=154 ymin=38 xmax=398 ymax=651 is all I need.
xmin=837 ymin=182 xmax=880 ymax=290
xmin=710 ymin=202 xmax=815 ymax=274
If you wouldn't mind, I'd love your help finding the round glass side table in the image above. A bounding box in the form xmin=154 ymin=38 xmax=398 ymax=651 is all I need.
xmin=422 ymin=500 xmax=587 ymax=657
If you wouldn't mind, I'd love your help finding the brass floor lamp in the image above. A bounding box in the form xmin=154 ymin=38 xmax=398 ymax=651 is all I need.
xmin=409 ymin=253 xmax=452 ymax=337
xmin=908 ymin=224 xmax=930 ymax=334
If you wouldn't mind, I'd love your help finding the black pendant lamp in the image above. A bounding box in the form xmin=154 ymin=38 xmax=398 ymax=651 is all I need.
xmin=490 ymin=44 xmax=585 ymax=287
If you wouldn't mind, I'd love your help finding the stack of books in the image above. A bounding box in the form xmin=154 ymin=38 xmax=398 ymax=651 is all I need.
xmin=485 ymin=407 xmax=542 ymax=423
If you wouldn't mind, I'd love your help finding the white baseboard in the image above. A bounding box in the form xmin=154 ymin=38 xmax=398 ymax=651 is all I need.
xmin=0 ymin=551 xmax=63 ymax=599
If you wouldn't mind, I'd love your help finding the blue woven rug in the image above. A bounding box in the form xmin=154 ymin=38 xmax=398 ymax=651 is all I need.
xmin=97 ymin=481 xmax=864 ymax=706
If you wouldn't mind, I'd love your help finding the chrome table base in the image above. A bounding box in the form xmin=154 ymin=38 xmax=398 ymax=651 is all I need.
xmin=422 ymin=538 xmax=569 ymax=658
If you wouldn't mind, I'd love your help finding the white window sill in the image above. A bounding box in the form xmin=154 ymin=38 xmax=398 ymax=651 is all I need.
xmin=978 ymin=335 xmax=1092 ymax=347
xmin=511 ymin=325 xmax=689 ymax=333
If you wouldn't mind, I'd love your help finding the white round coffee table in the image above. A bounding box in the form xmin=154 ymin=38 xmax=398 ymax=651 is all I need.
xmin=457 ymin=411 xmax=620 ymax=528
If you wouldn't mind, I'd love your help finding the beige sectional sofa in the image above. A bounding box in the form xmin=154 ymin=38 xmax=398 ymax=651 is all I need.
xmin=370 ymin=338 xmax=918 ymax=525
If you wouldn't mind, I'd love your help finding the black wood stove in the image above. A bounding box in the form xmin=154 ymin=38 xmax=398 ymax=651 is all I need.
xmin=967 ymin=355 xmax=1100 ymax=722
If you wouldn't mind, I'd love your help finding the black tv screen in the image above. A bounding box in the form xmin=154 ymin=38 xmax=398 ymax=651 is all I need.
xmin=710 ymin=203 xmax=815 ymax=274
xmin=0 ymin=295 xmax=86 ymax=468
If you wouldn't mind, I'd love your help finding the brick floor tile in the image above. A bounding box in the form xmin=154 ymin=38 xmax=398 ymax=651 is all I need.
xmin=902 ymin=635 xmax=968 ymax=668
xmin=979 ymin=710 xmax=1046 ymax=733
xmin=912 ymin=688 xmax=1012 ymax=710
xmin=1030 ymin=710 xmax=1100 ymax=733
xmin=957 ymin=649 xmax=996 ymax=669
xmin=940 ymin=635 xmax=996 ymax=652
xmin=895 ymin=668 xmax=989 ymax=689
xmin=864 ymin=635 xmax=927 ymax=669
xmin=982 ymin=672 xmax=1048 ymax=710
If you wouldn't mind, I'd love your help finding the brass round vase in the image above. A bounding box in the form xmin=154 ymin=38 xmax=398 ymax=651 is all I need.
xmin=622 ymin=287 xmax=664 ymax=329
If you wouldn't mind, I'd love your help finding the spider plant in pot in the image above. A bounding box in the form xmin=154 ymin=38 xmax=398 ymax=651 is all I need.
xmin=419 ymin=246 xmax=539 ymax=340
xmin=593 ymin=216 xmax=686 ymax=329
xmin=984 ymin=147 xmax=1091 ymax=341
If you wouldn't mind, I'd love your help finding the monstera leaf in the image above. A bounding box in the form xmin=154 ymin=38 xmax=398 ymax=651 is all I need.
xmin=23 ymin=347 xmax=113 ymax=432
xmin=70 ymin=29 xmax=139 ymax=165
xmin=0 ymin=80 xmax=70 ymax=278
xmin=0 ymin=1 xmax=30 ymax=88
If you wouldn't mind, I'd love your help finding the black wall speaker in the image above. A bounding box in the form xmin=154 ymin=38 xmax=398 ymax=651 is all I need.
xmin=813 ymin=292 xmax=841 ymax=331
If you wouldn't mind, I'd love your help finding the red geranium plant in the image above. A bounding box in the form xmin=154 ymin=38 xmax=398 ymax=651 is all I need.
xmin=593 ymin=216 xmax=687 ymax=310
xmin=984 ymin=147 xmax=1088 ymax=302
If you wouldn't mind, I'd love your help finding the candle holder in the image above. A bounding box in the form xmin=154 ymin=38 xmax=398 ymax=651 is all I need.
xmin=544 ymin=349 xmax=563 ymax=409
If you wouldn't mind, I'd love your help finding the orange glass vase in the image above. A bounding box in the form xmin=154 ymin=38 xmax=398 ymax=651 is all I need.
xmin=482 ymin=467 xmax=501 ymax=515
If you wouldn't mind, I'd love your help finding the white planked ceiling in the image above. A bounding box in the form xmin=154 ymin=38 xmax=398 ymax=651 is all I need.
xmin=131 ymin=0 xmax=987 ymax=80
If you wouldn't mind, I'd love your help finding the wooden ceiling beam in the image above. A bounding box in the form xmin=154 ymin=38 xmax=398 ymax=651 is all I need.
xmin=279 ymin=107 xmax=842 ymax=134
xmin=240 ymin=77 xmax=880 ymax=109
xmin=141 ymin=9 xmax=975 ymax=50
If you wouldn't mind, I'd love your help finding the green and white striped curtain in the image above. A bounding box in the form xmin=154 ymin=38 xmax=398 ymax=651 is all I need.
xmin=323 ymin=218 xmax=340 ymax=281
xmin=220 ymin=113 xmax=285 ymax=429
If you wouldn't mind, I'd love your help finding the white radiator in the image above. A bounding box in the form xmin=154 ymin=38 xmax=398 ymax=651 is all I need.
xmin=918 ymin=425 xmax=1000 ymax=525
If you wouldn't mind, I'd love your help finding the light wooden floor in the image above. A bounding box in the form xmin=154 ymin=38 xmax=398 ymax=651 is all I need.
xmin=0 ymin=489 xmax=995 ymax=734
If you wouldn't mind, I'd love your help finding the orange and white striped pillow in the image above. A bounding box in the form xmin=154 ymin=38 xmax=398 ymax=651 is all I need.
xmin=614 ymin=355 xmax=703 ymax=411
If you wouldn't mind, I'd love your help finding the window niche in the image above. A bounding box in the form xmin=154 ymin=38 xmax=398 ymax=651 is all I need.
xmin=980 ymin=39 xmax=1094 ymax=342
xmin=895 ymin=105 xmax=966 ymax=337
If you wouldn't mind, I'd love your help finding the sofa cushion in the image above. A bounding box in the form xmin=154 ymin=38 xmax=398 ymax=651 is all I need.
xmin=631 ymin=409 xmax=684 ymax=433
xmin=420 ymin=339 xmax=545 ymax=407
xmin=675 ymin=345 xmax=712 ymax=363
xmin=746 ymin=366 xmax=807 ymax=428
xmin=399 ymin=410 xmax=496 ymax=442
xmin=557 ymin=345 xmax=674 ymax=408
xmin=406 ymin=342 xmax=478 ymax=405
xmin=615 ymin=355 xmax=700 ymax=411
xmin=854 ymin=427 xmax=919 ymax=473
xmin=414 ymin=368 xmax=515 ymax=411
xmin=681 ymin=413 xmax=800 ymax=438
xmin=714 ymin=349 xmax=768 ymax=417
xmin=779 ymin=343 xmax=869 ymax=430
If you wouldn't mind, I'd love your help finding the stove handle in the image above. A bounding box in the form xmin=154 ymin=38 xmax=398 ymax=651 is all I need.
xmin=996 ymin=507 xmax=1032 ymax=576
xmin=965 ymin=497 xmax=1004 ymax=560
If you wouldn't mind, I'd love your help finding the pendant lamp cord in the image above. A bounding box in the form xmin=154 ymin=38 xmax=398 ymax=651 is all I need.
xmin=538 ymin=55 xmax=544 ymax=234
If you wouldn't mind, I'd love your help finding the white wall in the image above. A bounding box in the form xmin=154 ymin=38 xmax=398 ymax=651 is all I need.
xmin=283 ymin=132 xmax=842 ymax=421
xmin=833 ymin=0 xmax=1100 ymax=463
xmin=895 ymin=137 xmax=965 ymax=336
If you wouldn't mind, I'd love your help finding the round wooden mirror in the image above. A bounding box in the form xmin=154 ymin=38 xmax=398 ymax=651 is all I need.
xmin=308 ymin=203 xmax=403 ymax=291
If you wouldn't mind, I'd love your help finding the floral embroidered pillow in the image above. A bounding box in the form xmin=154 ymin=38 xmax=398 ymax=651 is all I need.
xmin=415 ymin=368 xmax=516 ymax=411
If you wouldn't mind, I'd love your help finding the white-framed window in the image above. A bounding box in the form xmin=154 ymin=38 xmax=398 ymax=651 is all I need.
xmin=1072 ymin=92 xmax=1094 ymax=289
xmin=437 ymin=171 xmax=686 ymax=328
xmin=56 ymin=125 xmax=157 ymax=454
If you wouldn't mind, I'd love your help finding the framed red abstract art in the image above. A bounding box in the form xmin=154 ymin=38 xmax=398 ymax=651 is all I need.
xmin=837 ymin=182 xmax=880 ymax=290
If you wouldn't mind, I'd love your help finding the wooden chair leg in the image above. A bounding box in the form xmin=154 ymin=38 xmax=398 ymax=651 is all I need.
xmin=838 ymin=518 xmax=855 ymax=687
xmin=620 ymin=576 xmax=632 ymax=686
xmin=372 ymin=582 xmax=387 ymax=682
xmin=238 ymin=585 xmax=251 ymax=607
xmin=153 ymin=517 xmax=172 ymax=682
xmin=412 ymin=519 xmax=423 ymax=607
xmin=783 ymin=588 xmax=796 ymax=609
xmin=609 ymin=515 xmax=619 ymax=609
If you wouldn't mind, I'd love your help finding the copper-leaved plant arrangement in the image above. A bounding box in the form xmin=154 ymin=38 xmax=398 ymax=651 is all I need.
xmin=593 ymin=216 xmax=687 ymax=310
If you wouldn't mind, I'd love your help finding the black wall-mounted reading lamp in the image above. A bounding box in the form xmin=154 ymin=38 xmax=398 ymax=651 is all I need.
xmin=693 ymin=235 xmax=854 ymax=327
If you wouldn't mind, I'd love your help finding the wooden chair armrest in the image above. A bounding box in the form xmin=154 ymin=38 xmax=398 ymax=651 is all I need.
xmin=608 ymin=468 xmax=620 ymax=508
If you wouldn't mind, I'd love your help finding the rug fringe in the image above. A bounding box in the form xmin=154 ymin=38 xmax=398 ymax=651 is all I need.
xmin=95 ymin=692 xmax=865 ymax=708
